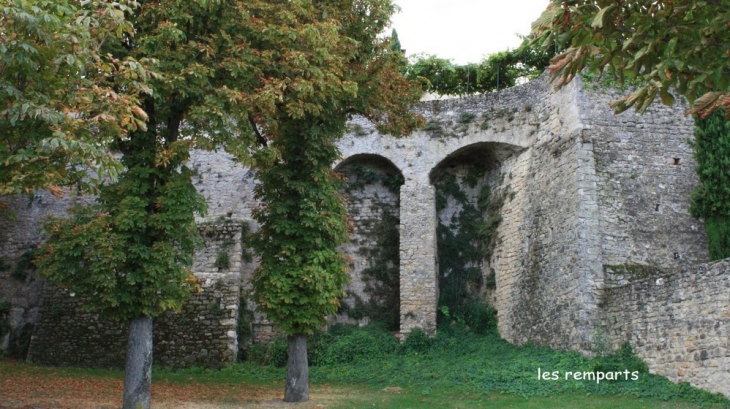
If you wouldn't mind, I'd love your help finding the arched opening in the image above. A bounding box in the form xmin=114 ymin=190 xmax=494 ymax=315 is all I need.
xmin=334 ymin=154 xmax=403 ymax=331
xmin=429 ymin=142 xmax=521 ymax=333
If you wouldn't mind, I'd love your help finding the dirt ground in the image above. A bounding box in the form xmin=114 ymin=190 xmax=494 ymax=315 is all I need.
xmin=0 ymin=360 xmax=343 ymax=409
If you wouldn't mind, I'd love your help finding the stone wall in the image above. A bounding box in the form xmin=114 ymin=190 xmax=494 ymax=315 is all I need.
xmin=1 ymin=75 xmax=728 ymax=398
xmin=26 ymin=223 xmax=243 ymax=369
xmin=603 ymin=259 xmax=730 ymax=397
xmin=27 ymin=275 xmax=239 ymax=369
xmin=0 ymin=191 xmax=95 ymax=358
xmin=501 ymin=132 xmax=592 ymax=350
xmin=579 ymin=83 xmax=709 ymax=268
xmin=334 ymin=156 xmax=402 ymax=328
xmin=398 ymin=178 xmax=438 ymax=336
xmin=486 ymin=78 xmax=603 ymax=354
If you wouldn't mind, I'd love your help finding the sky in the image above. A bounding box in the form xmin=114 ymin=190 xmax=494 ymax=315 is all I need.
xmin=390 ymin=0 xmax=551 ymax=65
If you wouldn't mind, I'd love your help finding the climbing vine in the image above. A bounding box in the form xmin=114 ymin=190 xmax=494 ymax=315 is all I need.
xmin=339 ymin=162 xmax=402 ymax=331
xmin=690 ymin=111 xmax=730 ymax=260
xmin=344 ymin=164 xmax=404 ymax=193
xmin=357 ymin=209 xmax=401 ymax=331
xmin=433 ymin=162 xmax=507 ymax=333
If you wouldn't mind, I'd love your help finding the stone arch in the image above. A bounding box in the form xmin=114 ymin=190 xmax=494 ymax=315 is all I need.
xmin=334 ymin=154 xmax=404 ymax=331
xmin=334 ymin=153 xmax=403 ymax=176
xmin=428 ymin=141 xmax=525 ymax=330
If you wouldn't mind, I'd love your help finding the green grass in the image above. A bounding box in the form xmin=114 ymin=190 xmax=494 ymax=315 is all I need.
xmin=325 ymin=387 xmax=729 ymax=409
xmin=3 ymin=324 xmax=729 ymax=408
xmin=226 ymin=324 xmax=729 ymax=408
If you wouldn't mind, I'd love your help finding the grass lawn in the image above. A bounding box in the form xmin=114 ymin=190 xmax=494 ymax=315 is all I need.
xmin=1 ymin=359 xmax=727 ymax=409
xmin=1 ymin=325 xmax=728 ymax=408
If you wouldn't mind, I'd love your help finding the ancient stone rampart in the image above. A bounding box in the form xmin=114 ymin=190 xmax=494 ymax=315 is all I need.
xmin=604 ymin=260 xmax=730 ymax=397
xmin=1 ymin=75 xmax=728 ymax=397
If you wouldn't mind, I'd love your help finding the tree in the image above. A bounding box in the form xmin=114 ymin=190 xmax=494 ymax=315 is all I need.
xmin=476 ymin=36 xmax=553 ymax=92
xmin=0 ymin=0 xmax=151 ymax=216
xmin=530 ymin=0 xmax=730 ymax=118
xmin=33 ymin=0 xmax=264 ymax=407
xmin=390 ymin=28 xmax=403 ymax=54
xmin=690 ymin=112 xmax=730 ymax=260
xmin=245 ymin=0 xmax=423 ymax=401
xmin=252 ymin=118 xmax=350 ymax=402
xmin=405 ymin=37 xmax=552 ymax=96
xmin=32 ymin=0 xmax=421 ymax=406
xmin=35 ymin=134 xmax=205 ymax=409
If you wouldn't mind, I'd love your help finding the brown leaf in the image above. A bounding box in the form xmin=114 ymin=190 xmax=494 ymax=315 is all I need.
xmin=131 ymin=106 xmax=149 ymax=121
xmin=48 ymin=184 xmax=66 ymax=198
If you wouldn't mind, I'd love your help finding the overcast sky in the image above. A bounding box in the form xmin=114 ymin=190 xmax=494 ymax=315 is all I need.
xmin=390 ymin=0 xmax=550 ymax=65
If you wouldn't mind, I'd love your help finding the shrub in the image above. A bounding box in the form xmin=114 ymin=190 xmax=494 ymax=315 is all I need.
xmin=246 ymin=343 xmax=267 ymax=365
xmin=266 ymin=337 xmax=288 ymax=368
xmin=591 ymin=343 xmax=648 ymax=375
xmin=458 ymin=112 xmax=476 ymax=124
xmin=311 ymin=325 xmax=398 ymax=366
xmin=214 ymin=251 xmax=230 ymax=270
xmin=400 ymin=328 xmax=433 ymax=354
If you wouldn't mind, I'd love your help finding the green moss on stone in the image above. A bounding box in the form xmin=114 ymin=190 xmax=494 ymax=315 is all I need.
xmin=603 ymin=263 xmax=663 ymax=279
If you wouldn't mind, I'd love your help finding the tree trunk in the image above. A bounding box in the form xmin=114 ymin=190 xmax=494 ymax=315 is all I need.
xmin=284 ymin=334 xmax=309 ymax=402
xmin=123 ymin=315 xmax=153 ymax=409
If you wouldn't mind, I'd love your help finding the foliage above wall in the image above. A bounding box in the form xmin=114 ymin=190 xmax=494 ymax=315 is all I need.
xmin=530 ymin=0 xmax=730 ymax=118
xmin=406 ymin=37 xmax=552 ymax=96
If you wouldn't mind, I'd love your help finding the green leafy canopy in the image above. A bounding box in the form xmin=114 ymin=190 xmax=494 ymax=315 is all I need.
xmin=405 ymin=37 xmax=552 ymax=97
xmin=530 ymin=0 xmax=730 ymax=118
xmin=0 ymin=0 xmax=153 ymax=214
xmin=35 ymin=132 xmax=206 ymax=320
xmin=248 ymin=0 xmax=424 ymax=337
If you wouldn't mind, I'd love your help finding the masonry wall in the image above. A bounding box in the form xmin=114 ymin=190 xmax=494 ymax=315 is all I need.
xmin=578 ymin=81 xmax=726 ymax=397
xmin=27 ymin=223 xmax=243 ymax=369
xmin=604 ymin=260 xmax=730 ymax=397
xmin=0 ymin=191 xmax=95 ymax=358
xmin=27 ymin=275 xmax=239 ymax=369
xmin=334 ymin=156 xmax=401 ymax=327
xmin=489 ymin=79 xmax=604 ymax=354
xmin=2 ymin=75 xmax=728 ymax=399
xmin=500 ymin=131 xmax=601 ymax=353
xmin=578 ymin=83 xmax=709 ymax=268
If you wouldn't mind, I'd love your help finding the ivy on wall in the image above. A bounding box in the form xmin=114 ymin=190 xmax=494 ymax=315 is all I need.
xmin=10 ymin=249 xmax=37 ymax=281
xmin=433 ymin=160 xmax=507 ymax=333
xmin=358 ymin=209 xmax=400 ymax=331
xmin=338 ymin=162 xmax=402 ymax=331
xmin=0 ymin=301 xmax=10 ymax=345
xmin=690 ymin=111 xmax=730 ymax=260
xmin=0 ymin=300 xmax=32 ymax=359
xmin=344 ymin=164 xmax=404 ymax=193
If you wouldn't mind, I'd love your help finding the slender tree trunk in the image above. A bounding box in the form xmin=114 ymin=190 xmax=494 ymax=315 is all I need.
xmin=123 ymin=315 xmax=153 ymax=409
xmin=284 ymin=334 xmax=309 ymax=402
